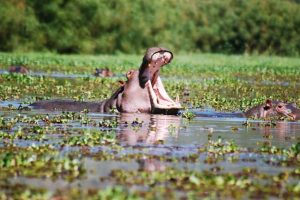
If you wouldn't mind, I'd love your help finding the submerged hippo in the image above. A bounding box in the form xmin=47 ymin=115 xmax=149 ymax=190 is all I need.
xmin=193 ymin=100 xmax=289 ymax=119
xmin=275 ymin=102 xmax=300 ymax=121
xmin=31 ymin=47 xmax=181 ymax=114
xmin=8 ymin=66 xmax=29 ymax=74
xmin=243 ymin=99 xmax=282 ymax=118
xmin=94 ymin=68 xmax=114 ymax=77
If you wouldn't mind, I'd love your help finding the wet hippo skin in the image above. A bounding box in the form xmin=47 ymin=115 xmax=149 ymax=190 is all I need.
xmin=31 ymin=47 xmax=182 ymax=114
xmin=8 ymin=66 xmax=29 ymax=74
xmin=243 ymin=99 xmax=283 ymax=118
xmin=275 ymin=102 xmax=300 ymax=121
xmin=94 ymin=68 xmax=114 ymax=77
xmin=193 ymin=100 xmax=289 ymax=119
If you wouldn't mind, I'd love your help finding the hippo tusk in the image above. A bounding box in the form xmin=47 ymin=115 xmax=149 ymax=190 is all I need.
xmin=146 ymin=81 xmax=181 ymax=110
xmin=176 ymin=95 xmax=179 ymax=103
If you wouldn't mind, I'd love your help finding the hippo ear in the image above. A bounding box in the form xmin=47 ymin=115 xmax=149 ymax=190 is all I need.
xmin=126 ymin=70 xmax=134 ymax=79
xmin=263 ymin=99 xmax=272 ymax=110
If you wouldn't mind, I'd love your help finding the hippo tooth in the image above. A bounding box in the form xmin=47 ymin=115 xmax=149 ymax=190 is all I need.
xmin=164 ymin=52 xmax=172 ymax=60
xmin=176 ymin=95 xmax=179 ymax=103
xmin=152 ymin=53 xmax=159 ymax=61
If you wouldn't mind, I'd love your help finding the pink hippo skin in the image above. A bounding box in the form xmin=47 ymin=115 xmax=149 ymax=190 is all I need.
xmin=243 ymin=99 xmax=283 ymax=118
xmin=8 ymin=66 xmax=29 ymax=74
xmin=30 ymin=47 xmax=181 ymax=114
xmin=275 ymin=102 xmax=300 ymax=121
xmin=94 ymin=68 xmax=114 ymax=77
xmin=193 ymin=100 xmax=287 ymax=119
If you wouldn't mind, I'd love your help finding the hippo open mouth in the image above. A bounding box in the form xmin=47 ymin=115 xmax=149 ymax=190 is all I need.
xmin=140 ymin=48 xmax=181 ymax=113
xmin=146 ymin=79 xmax=181 ymax=112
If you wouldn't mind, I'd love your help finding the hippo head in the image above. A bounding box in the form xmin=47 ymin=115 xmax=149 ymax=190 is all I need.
xmin=259 ymin=99 xmax=290 ymax=118
xmin=116 ymin=47 xmax=181 ymax=114
xmin=275 ymin=102 xmax=298 ymax=120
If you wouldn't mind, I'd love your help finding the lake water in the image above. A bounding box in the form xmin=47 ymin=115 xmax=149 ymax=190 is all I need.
xmin=1 ymin=103 xmax=299 ymax=193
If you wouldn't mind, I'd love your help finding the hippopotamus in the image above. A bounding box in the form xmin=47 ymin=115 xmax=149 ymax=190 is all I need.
xmin=94 ymin=68 xmax=114 ymax=77
xmin=30 ymin=47 xmax=181 ymax=114
xmin=275 ymin=102 xmax=300 ymax=121
xmin=193 ymin=100 xmax=288 ymax=119
xmin=243 ymin=99 xmax=282 ymax=118
xmin=8 ymin=66 xmax=29 ymax=74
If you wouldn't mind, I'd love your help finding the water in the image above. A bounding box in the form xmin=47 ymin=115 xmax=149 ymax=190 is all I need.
xmin=0 ymin=85 xmax=300 ymax=200
xmin=1 ymin=99 xmax=300 ymax=194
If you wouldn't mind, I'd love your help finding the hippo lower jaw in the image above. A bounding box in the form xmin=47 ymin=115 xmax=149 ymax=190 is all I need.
xmin=146 ymin=79 xmax=181 ymax=112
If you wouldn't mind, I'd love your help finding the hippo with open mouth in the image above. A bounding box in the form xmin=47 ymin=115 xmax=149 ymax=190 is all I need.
xmin=31 ymin=47 xmax=182 ymax=114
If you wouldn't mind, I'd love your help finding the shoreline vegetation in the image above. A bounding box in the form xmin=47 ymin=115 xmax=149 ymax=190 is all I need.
xmin=1 ymin=0 xmax=300 ymax=56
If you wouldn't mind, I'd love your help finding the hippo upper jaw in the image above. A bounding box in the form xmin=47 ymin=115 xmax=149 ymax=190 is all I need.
xmin=139 ymin=48 xmax=173 ymax=89
xmin=150 ymin=51 xmax=172 ymax=86
xmin=141 ymin=48 xmax=180 ymax=113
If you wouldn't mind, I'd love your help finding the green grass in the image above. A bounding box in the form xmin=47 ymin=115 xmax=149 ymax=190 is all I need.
xmin=1 ymin=52 xmax=300 ymax=77
xmin=0 ymin=52 xmax=299 ymax=111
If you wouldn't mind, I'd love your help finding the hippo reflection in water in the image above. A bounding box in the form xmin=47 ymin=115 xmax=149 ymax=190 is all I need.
xmin=31 ymin=47 xmax=181 ymax=114
xmin=118 ymin=113 xmax=179 ymax=172
xmin=115 ymin=111 xmax=298 ymax=172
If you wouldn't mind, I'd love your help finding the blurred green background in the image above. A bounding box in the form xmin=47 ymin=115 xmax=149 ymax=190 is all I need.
xmin=0 ymin=0 xmax=299 ymax=56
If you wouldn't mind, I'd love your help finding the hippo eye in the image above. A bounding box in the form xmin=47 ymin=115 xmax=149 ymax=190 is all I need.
xmin=277 ymin=105 xmax=282 ymax=108
xmin=263 ymin=106 xmax=270 ymax=110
